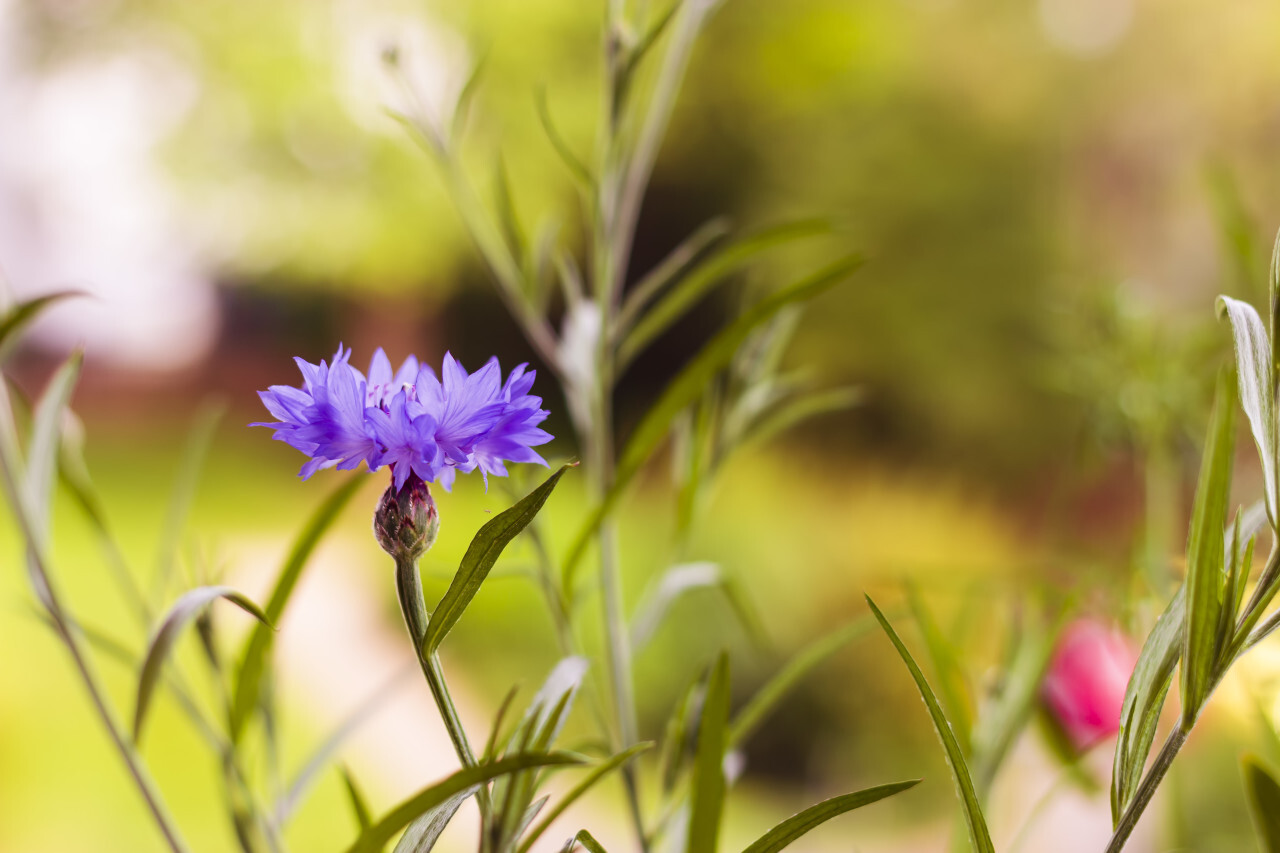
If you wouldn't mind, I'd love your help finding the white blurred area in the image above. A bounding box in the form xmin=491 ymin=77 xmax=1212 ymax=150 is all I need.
xmin=0 ymin=0 xmax=219 ymax=372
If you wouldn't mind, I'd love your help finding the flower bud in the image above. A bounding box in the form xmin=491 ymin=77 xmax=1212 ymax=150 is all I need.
xmin=1041 ymin=619 xmax=1136 ymax=751
xmin=374 ymin=474 xmax=439 ymax=561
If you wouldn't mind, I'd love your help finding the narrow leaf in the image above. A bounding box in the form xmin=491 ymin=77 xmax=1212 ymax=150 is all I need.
xmin=730 ymin=613 xmax=878 ymax=748
xmin=617 ymin=221 xmax=833 ymax=371
xmin=23 ymin=352 xmax=82 ymax=546
xmin=1244 ymin=755 xmax=1280 ymax=853
xmin=135 ymin=586 xmax=270 ymax=743
xmin=423 ymin=464 xmax=572 ymax=653
xmin=517 ymin=743 xmax=652 ymax=853
xmin=618 ymin=218 xmax=732 ymax=334
xmin=1217 ymin=296 xmax=1275 ymax=523
xmin=564 ymin=257 xmax=862 ymax=588
xmin=391 ymin=789 xmax=473 ymax=853
xmin=340 ymin=766 xmax=373 ymax=832
xmin=1181 ymin=368 xmax=1236 ymax=725
xmin=231 ymin=474 xmax=364 ymax=741
xmin=560 ymin=830 xmax=608 ymax=853
xmin=867 ymin=596 xmax=994 ymax=853
xmin=740 ymin=780 xmax=920 ymax=853
xmin=687 ymin=652 xmax=730 ymax=853
xmin=344 ymin=753 xmax=582 ymax=853
xmin=276 ymin=663 xmax=415 ymax=824
xmin=906 ymin=586 xmax=974 ymax=755
xmin=631 ymin=562 xmax=723 ymax=649
xmin=535 ymin=88 xmax=592 ymax=187
xmin=151 ymin=401 xmax=225 ymax=602
xmin=0 ymin=290 xmax=80 ymax=361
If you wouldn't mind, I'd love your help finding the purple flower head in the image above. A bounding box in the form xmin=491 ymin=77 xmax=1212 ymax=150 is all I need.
xmin=254 ymin=346 xmax=552 ymax=490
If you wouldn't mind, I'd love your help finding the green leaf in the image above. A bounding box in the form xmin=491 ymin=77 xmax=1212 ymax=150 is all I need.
xmin=617 ymin=221 xmax=833 ymax=371
xmin=1244 ymin=755 xmax=1280 ymax=852
xmin=618 ymin=218 xmax=732 ymax=334
xmin=631 ymin=562 xmax=751 ymax=651
xmin=340 ymin=766 xmax=373 ymax=832
xmin=1111 ymin=585 xmax=1183 ymax=822
xmin=867 ymin=596 xmax=994 ymax=853
xmin=0 ymin=290 xmax=81 ymax=362
xmin=687 ymin=652 xmax=730 ymax=853
xmin=423 ymin=464 xmax=572 ymax=653
xmin=1270 ymin=226 xmax=1280 ymax=374
xmin=134 ymin=585 xmax=270 ymax=744
xmin=450 ymin=52 xmax=488 ymax=143
xmin=231 ymin=474 xmax=364 ymax=742
xmin=343 ymin=753 xmax=582 ymax=853
xmin=494 ymin=155 xmax=526 ymax=266
xmin=1181 ymin=367 xmax=1237 ymax=725
xmin=391 ymin=789 xmax=472 ymax=853
xmin=276 ymin=664 xmax=415 ymax=825
xmin=905 ymin=585 xmax=974 ymax=755
xmin=23 ymin=352 xmax=82 ymax=547
xmin=535 ymin=87 xmax=592 ymax=188
xmin=564 ymin=257 xmax=862 ymax=589
xmin=560 ymin=830 xmax=608 ymax=853
xmin=970 ymin=610 xmax=1063 ymax=795
xmin=729 ymin=614 xmax=878 ymax=749
xmin=735 ymin=386 xmax=863 ymax=451
xmin=740 ymin=780 xmax=920 ymax=853
xmin=661 ymin=670 xmax=705 ymax=792
xmin=516 ymin=743 xmax=652 ymax=853
xmin=1218 ymin=296 xmax=1275 ymax=524
xmin=151 ymin=401 xmax=225 ymax=603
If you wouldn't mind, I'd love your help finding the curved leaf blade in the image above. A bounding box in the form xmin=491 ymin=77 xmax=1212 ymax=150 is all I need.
xmin=867 ymin=596 xmax=994 ymax=853
xmin=687 ymin=652 xmax=730 ymax=853
xmin=516 ymin=742 xmax=652 ymax=853
xmin=391 ymin=789 xmax=473 ymax=853
xmin=344 ymin=753 xmax=582 ymax=853
xmin=740 ymin=780 xmax=920 ymax=853
xmin=1217 ymin=296 xmax=1275 ymax=523
xmin=1244 ymin=755 xmax=1280 ymax=853
xmin=423 ymin=464 xmax=572 ymax=653
xmin=135 ymin=586 xmax=270 ymax=743
xmin=0 ymin=290 xmax=81 ymax=361
xmin=230 ymin=474 xmax=364 ymax=742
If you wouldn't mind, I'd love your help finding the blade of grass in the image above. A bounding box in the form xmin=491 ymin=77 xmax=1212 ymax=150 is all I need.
xmin=516 ymin=743 xmax=653 ymax=853
xmin=135 ymin=586 xmax=269 ymax=744
xmin=344 ymin=753 xmax=582 ymax=853
xmin=1243 ymin=755 xmax=1280 ymax=852
xmin=729 ymin=613 xmax=878 ymax=749
xmin=740 ymin=780 xmax=921 ymax=853
xmin=867 ymin=596 xmax=994 ymax=853
xmin=686 ymin=652 xmax=730 ymax=853
xmin=340 ymin=766 xmax=373 ymax=833
xmin=230 ymin=474 xmax=364 ymax=742
xmin=0 ymin=290 xmax=81 ymax=361
xmin=1180 ymin=367 xmax=1236 ymax=725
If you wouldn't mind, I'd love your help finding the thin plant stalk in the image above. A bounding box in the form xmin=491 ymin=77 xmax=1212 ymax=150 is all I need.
xmin=1106 ymin=727 xmax=1189 ymax=853
xmin=393 ymin=555 xmax=491 ymax=819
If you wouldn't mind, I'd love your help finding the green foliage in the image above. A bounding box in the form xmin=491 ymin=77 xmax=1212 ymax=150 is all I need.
xmin=423 ymin=463 xmax=572 ymax=654
xmin=1243 ymin=755 xmax=1280 ymax=853
xmin=687 ymin=652 xmax=731 ymax=853
xmin=867 ymin=596 xmax=995 ymax=853
xmin=739 ymin=781 xmax=921 ymax=853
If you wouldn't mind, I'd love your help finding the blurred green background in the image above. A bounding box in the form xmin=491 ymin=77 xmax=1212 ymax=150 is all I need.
xmin=6 ymin=0 xmax=1280 ymax=850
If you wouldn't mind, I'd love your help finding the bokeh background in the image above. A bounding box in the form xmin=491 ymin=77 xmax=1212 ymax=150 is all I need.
xmin=5 ymin=0 xmax=1280 ymax=850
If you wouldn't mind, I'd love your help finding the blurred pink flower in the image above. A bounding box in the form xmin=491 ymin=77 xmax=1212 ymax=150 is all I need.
xmin=1041 ymin=619 xmax=1137 ymax=751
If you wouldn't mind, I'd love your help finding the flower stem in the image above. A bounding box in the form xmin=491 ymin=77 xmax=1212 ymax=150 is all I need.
xmin=1105 ymin=725 xmax=1189 ymax=853
xmin=394 ymin=556 xmax=488 ymax=815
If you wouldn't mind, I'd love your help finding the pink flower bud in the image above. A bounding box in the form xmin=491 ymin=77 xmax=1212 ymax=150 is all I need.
xmin=1040 ymin=619 xmax=1137 ymax=751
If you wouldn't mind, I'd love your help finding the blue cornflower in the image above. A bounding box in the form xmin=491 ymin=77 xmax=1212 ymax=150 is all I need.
xmin=254 ymin=346 xmax=552 ymax=490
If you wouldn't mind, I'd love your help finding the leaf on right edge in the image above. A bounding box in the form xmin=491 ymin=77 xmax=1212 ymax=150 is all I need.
xmin=1218 ymin=296 xmax=1275 ymax=523
xmin=1244 ymin=755 xmax=1280 ymax=853
xmin=560 ymin=830 xmax=609 ymax=853
xmin=135 ymin=586 xmax=270 ymax=743
xmin=866 ymin=596 xmax=995 ymax=853
xmin=423 ymin=463 xmax=572 ymax=653
xmin=740 ymin=780 xmax=920 ymax=853
xmin=687 ymin=652 xmax=731 ymax=853
xmin=1180 ymin=367 xmax=1235 ymax=726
